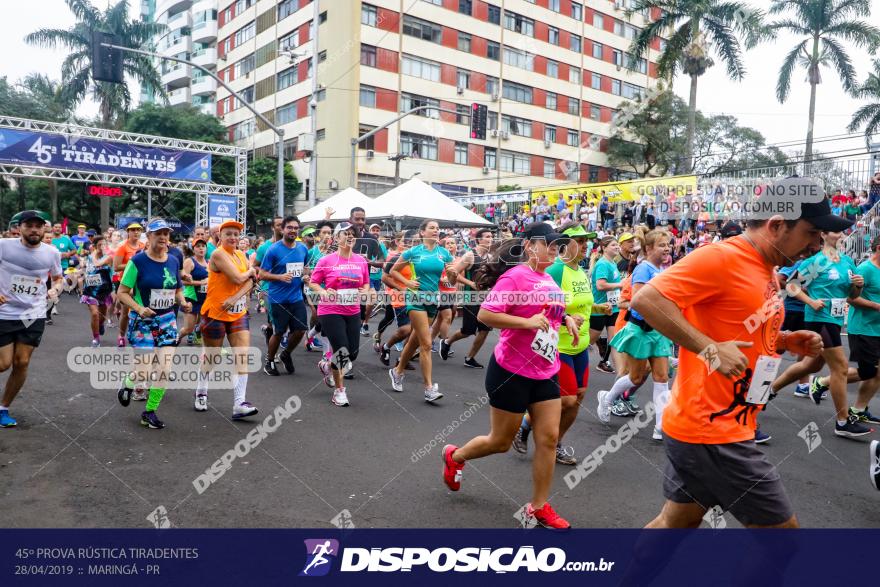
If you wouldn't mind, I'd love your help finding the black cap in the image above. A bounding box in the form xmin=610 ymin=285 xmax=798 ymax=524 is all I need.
xmin=800 ymin=199 xmax=854 ymax=232
xmin=720 ymin=222 xmax=743 ymax=239
xmin=523 ymin=222 xmax=566 ymax=244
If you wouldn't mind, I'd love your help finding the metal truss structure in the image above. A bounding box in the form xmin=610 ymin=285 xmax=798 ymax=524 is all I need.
xmin=0 ymin=116 xmax=248 ymax=226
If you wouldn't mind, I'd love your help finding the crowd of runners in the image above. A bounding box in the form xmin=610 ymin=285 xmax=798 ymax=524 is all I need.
xmin=1 ymin=197 xmax=879 ymax=530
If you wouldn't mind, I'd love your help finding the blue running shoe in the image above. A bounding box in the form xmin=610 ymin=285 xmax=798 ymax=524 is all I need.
xmin=755 ymin=428 xmax=771 ymax=444
xmin=0 ymin=409 xmax=17 ymax=428
xmin=140 ymin=411 xmax=165 ymax=429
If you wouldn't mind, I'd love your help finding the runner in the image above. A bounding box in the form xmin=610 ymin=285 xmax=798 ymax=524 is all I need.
xmin=195 ymin=219 xmax=258 ymax=418
xmin=348 ymin=208 xmax=385 ymax=337
xmin=441 ymin=223 xmax=579 ymax=529
xmin=777 ymin=260 xmax=810 ymax=404
xmin=80 ymin=235 xmax=114 ymax=347
xmin=388 ymin=219 xmax=457 ymax=402
xmin=178 ymin=238 xmax=209 ymax=345
xmin=0 ymin=210 xmax=63 ymax=428
xmin=113 ymin=222 xmax=145 ymax=347
xmin=440 ymin=228 xmax=493 ymax=368
xmin=305 ymin=221 xmax=334 ymax=353
xmin=770 ymin=229 xmax=872 ymax=437
xmin=259 ymin=216 xmax=309 ymax=376
xmin=599 ymin=228 xmax=673 ymax=440
xmin=254 ymin=216 xmax=283 ymax=325
xmin=514 ymin=224 xmax=611 ymax=465
xmin=377 ymin=231 xmax=417 ymax=368
xmin=590 ymin=236 xmax=624 ymax=374
xmin=115 ymin=219 xmax=191 ymax=429
xmin=429 ymin=236 xmax=458 ymax=355
xmin=635 ymin=201 xmax=831 ymax=528
xmin=308 ymin=222 xmax=371 ymax=406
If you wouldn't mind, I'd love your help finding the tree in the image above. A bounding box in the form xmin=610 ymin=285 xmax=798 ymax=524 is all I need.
xmin=245 ymin=158 xmax=302 ymax=229
xmin=770 ymin=0 xmax=880 ymax=164
xmin=629 ymin=0 xmax=765 ymax=172
xmin=26 ymin=0 xmax=167 ymax=230
xmin=496 ymin=184 xmax=522 ymax=192
xmin=848 ymin=58 xmax=880 ymax=148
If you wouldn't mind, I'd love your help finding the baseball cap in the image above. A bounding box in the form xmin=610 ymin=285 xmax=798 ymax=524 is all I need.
xmin=334 ymin=222 xmax=355 ymax=237
xmin=11 ymin=210 xmax=51 ymax=225
xmin=369 ymin=223 xmax=381 ymax=230
xmin=720 ymin=222 xmax=743 ymax=239
xmin=86 ymin=229 xmax=97 ymax=237
xmin=192 ymin=237 xmax=208 ymax=246
xmin=300 ymin=226 xmax=316 ymax=237
xmin=219 ymin=220 xmax=244 ymax=232
xmin=562 ymin=225 xmax=597 ymax=239
xmin=126 ymin=222 xmax=144 ymax=231
xmin=618 ymin=232 xmax=635 ymax=244
xmin=146 ymin=218 xmax=173 ymax=233
xmin=77 ymin=224 xmax=86 ymax=229
xmin=523 ymin=221 xmax=566 ymax=244
xmin=799 ymin=199 xmax=854 ymax=232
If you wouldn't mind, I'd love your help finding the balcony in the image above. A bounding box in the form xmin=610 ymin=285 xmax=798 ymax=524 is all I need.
xmin=191 ymin=76 xmax=217 ymax=96
xmin=191 ymin=0 xmax=213 ymax=13
xmin=191 ymin=19 xmax=217 ymax=43
xmin=166 ymin=10 xmax=191 ymax=31
xmin=161 ymin=34 xmax=191 ymax=57
xmin=192 ymin=100 xmax=215 ymax=116
xmin=191 ymin=47 xmax=217 ymax=69
xmin=167 ymin=87 xmax=190 ymax=107
xmin=156 ymin=0 xmax=190 ymax=18
xmin=161 ymin=63 xmax=191 ymax=88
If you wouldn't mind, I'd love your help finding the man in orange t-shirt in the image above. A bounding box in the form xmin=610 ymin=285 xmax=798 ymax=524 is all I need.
xmin=631 ymin=199 xmax=846 ymax=529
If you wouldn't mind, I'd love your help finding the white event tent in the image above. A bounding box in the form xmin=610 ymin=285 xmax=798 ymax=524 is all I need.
xmin=297 ymin=187 xmax=374 ymax=223
xmin=367 ymin=179 xmax=492 ymax=227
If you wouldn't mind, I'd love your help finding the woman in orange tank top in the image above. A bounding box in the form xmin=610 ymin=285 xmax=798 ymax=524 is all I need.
xmin=195 ymin=220 xmax=259 ymax=420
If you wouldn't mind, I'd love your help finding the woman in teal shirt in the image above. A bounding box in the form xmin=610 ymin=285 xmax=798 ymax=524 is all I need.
xmin=589 ymin=236 xmax=624 ymax=374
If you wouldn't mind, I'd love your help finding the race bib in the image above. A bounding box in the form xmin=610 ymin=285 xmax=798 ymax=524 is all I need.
xmin=607 ymin=289 xmax=621 ymax=307
xmin=830 ymin=298 xmax=847 ymax=318
xmin=531 ymin=328 xmax=559 ymax=363
xmin=336 ymin=288 xmax=359 ymax=305
xmin=10 ymin=275 xmax=45 ymax=298
xmin=285 ymin=262 xmax=304 ymax=277
xmin=229 ymin=296 xmax=247 ymax=314
xmin=370 ymin=265 xmax=381 ymax=275
xmin=745 ymin=355 xmax=781 ymax=405
xmin=85 ymin=274 xmax=103 ymax=288
xmin=198 ymin=284 xmax=208 ymax=294
xmin=149 ymin=288 xmax=175 ymax=310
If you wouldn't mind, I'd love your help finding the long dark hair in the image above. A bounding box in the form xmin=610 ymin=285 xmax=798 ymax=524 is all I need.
xmin=473 ymin=238 xmax=524 ymax=290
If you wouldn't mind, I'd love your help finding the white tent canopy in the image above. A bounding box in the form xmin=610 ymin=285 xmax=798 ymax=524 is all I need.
xmin=367 ymin=179 xmax=492 ymax=227
xmin=298 ymin=187 xmax=373 ymax=223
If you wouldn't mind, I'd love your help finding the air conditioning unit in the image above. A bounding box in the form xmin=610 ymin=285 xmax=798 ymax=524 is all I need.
xmin=491 ymin=91 xmax=499 ymax=101
xmin=501 ymin=130 xmax=510 ymax=140
xmin=544 ymin=139 xmax=551 ymax=148
xmin=366 ymin=149 xmax=375 ymax=159
xmin=482 ymin=166 xmax=490 ymax=174
xmin=456 ymin=85 xmax=465 ymax=95
xmin=490 ymin=129 xmax=500 ymax=138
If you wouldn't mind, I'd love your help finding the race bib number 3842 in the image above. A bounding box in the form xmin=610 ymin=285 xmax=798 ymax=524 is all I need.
xmin=10 ymin=275 xmax=44 ymax=298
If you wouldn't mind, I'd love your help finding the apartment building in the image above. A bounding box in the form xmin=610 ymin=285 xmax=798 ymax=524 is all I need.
xmin=142 ymin=0 xmax=220 ymax=115
xmin=214 ymin=0 xmax=665 ymax=204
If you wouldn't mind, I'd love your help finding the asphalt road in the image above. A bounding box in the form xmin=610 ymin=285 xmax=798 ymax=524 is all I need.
xmin=1 ymin=295 xmax=878 ymax=529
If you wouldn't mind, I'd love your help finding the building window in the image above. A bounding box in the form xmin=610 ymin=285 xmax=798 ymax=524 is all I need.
xmin=571 ymin=2 xmax=583 ymax=20
xmin=277 ymin=66 xmax=298 ymax=90
xmin=487 ymin=4 xmax=500 ymax=24
xmin=546 ymin=59 xmax=558 ymax=78
xmin=360 ymin=85 xmax=376 ymax=107
xmin=422 ymin=0 xmax=442 ymax=4
xmin=567 ymin=129 xmax=578 ymax=146
xmin=280 ymin=30 xmax=299 ymax=51
xmin=361 ymin=44 xmax=377 ymax=67
xmin=614 ymin=20 xmax=624 ymax=36
xmin=544 ymin=159 xmax=555 ymax=178
xmin=612 ymin=79 xmax=622 ymax=95
xmin=484 ymin=147 xmax=496 ymax=169
xmin=454 ymin=142 xmax=468 ymax=164
xmin=277 ymin=102 xmax=297 ymax=125
xmin=504 ymin=47 xmax=533 ymax=71
xmin=546 ymin=91 xmax=557 ymax=110
xmin=501 ymin=115 xmax=531 ymax=137
xmin=591 ymin=72 xmax=601 ymax=90
xmin=568 ymin=97 xmax=579 ymax=115
xmin=500 ymin=151 xmax=529 ymax=174
xmin=233 ymin=120 xmax=255 ymax=141
xmin=458 ymin=32 xmax=471 ymax=52
xmin=457 ymin=69 xmax=470 ymax=88
xmin=234 ymin=21 xmax=256 ymax=45
xmin=400 ymin=132 xmax=438 ymax=160
xmin=456 ymin=104 xmax=470 ymax=125
xmin=548 ymin=26 xmax=559 ymax=45
xmin=458 ymin=0 xmax=472 ymax=15
xmin=570 ymin=34 xmax=582 ymax=52
xmin=622 ymin=82 xmax=643 ymax=99
xmin=236 ymin=85 xmax=255 ymax=108
xmin=593 ymin=12 xmax=604 ymax=29
xmin=278 ymin=0 xmax=299 ymax=20
xmin=403 ymin=16 xmax=442 ymax=43
xmin=590 ymin=104 xmax=600 ymax=120
xmin=235 ymin=54 xmax=255 ymax=78
xmin=592 ymin=42 xmax=603 ymax=59
xmin=358 ymin=125 xmax=376 ymax=150
xmin=503 ymin=12 xmax=534 ymax=36
xmin=361 ymin=3 xmax=377 ymax=26
xmin=612 ymin=49 xmax=622 ymax=66
xmin=487 ymin=40 xmax=500 ymax=60
xmin=401 ymin=54 xmax=441 ymax=81
xmin=487 ymin=110 xmax=498 ymax=130
xmin=549 ymin=0 xmax=560 ymax=12
xmin=316 ymin=129 xmax=325 ymax=141
xmin=569 ymin=68 xmax=581 ymax=84
xmin=589 ymin=165 xmax=599 ymax=183
xmin=400 ymin=93 xmax=440 ymax=118
xmin=502 ymin=81 xmax=532 ymax=104
xmin=485 ymin=75 xmax=499 ymax=96
xmin=544 ymin=126 xmax=556 ymax=142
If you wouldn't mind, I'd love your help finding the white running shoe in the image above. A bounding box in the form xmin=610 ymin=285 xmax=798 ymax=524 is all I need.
xmin=652 ymin=427 xmax=663 ymax=441
xmin=232 ymin=401 xmax=259 ymax=420
xmin=389 ymin=368 xmax=404 ymax=392
xmin=597 ymin=390 xmax=611 ymax=423
xmin=424 ymin=386 xmax=443 ymax=403
xmin=431 ymin=340 xmax=439 ymax=353
xmin=132 ymin=389 xmax=148 ymax=402
xmin=194 ymin=394 xmax=208 ymax=412
xmin=331 ymin=388 xmax=350 ymax=407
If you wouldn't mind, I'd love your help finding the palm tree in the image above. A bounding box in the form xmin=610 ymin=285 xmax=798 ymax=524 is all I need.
xmin=848 ymin=59 xmax=880 ymax=148
xmin=771 ymin=0 xmax=880 ymax=165
xmin=26 ymin=0 xmax=166 ymax=230
xmin=629 ymin=1 xmax=765 ymax=173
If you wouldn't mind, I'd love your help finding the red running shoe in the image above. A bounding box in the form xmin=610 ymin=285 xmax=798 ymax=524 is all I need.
xmin=442 ymin=444 xmax=465 ymax=491
xmin=527 ymin=502 xmax=571 ymax=530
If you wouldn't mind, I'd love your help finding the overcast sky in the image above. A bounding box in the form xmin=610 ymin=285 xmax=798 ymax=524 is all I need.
xmin=2 ymin=0 xmax=878 ymax=158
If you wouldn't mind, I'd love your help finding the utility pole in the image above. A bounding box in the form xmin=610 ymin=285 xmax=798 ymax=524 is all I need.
xmin=389 ymin=153 xmax=408 ymax=186
xmin=307 ymin=0 xmax=320 ymax=207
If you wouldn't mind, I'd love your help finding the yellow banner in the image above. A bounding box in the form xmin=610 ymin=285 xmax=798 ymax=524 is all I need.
xmin=530 ymin=175 xmax=698 ymax=208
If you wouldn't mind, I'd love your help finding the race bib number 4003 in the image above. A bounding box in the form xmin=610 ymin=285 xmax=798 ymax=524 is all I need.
xmin=149 ymin=289 xmax=175 ymax=310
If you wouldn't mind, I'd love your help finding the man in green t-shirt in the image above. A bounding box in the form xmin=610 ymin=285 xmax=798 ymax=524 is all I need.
xmin=254 ymin=217 xmax=284 ymax=342
xmin=51 ymin=223 xmax=76 ymax=271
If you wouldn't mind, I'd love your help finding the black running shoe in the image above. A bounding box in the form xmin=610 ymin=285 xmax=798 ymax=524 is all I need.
xmin=835 ymin=415 xmax=873 ymax=438
xmin=140 ymin=411 xmax=165 ymax=429
xmin=117 ymin=382 xmax=132 ymax=407
xmin=439 ymin=338 xmax=451 ymax=361
xmin=463 ymin=357 xmax=484 ymax=369
xmin=379 ymin=344 xmax=391 ymax=366
xmin=278 ymin=351 xmax=295 ymax=374
xmin=596 ymin=361 xmax=615 ymax=374
xmin=344 ymin=372 xmax=354 ymax=380
xmin=263 ymin=359 xmax=280 ymax=376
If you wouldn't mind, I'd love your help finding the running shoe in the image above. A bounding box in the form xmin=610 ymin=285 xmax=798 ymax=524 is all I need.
xmin=261 ymin=324 xmax=273 ymax=346
xmin=117 ymin=381 xmax=132 ymax=407
xmin=331 ymin=388 xmax=350 ymax=407
xmin=117 ymin=336 xmax=125 ymax=348
xmin=424 ymin=385 xmax=443 ymax=403
xmin=835 ymin=415 xmax=873 ymax=438
xmin=442 ymin=444 xmax=464 ymax=491
xmin=140 ymin=411 xmax=165 ymax=429
xmin=394 ymin=341 xmax=404 ymax=352
xmin=526 ymin=502 xmax=570 ymax=530
xmin=610 ymin=398 xmax=631 ymax=417
xmin=281 ymin=333 xmax=289 ymax=348
xmin=379 ymin=344 xmax=391 ymax=366
xmin=870 ymin=440 xmax=880 ymax=491
xmin=623 ymin=398 xmax=641 ymax=415
xmin=193 ymin=393 xmax=208 ymax=412
xmin=263 ymin=359 xmax=280 ymax=376
xmin=389 ymin=368 xmax=404 ymax=392
xmin=850 ymin=406 xmax=880 ymax=425
xmin=513 ymin=426 xmax=529 ymax=454
xmin=395 ymin=358 xmax=415 ymax=371
xmin=232 ymin=402 xmax=259 ymax=420
xmin=278 ymin=351 xmax=295 ymax=374
xmin=305 ymin=337 xmax=317 ymax=352
xmin=463 ymin=357 xmax=484 ymax=369
xmin=810 ymin=375 xmax=829 ymax=406
xmin=369 ymin=305 xmax=383 ymax=319
xmin=46 ymin=317 xmax=53 ymax=325
xmin=343 ymin=372 xmax=354 ymax=380
xmin=793 ymin=383 xmax=810 ymax=398
xmin=439 ymin=338 xmax=451 ymax=361
xmin=90 ymin=338 xmax=100 ymax=348
xmin=652 ymin=428 xmax=663 ymax=441
xmin=0 ymin=409 xmax=17 ymax=428
xmin=431 ymin=340 xmax=439 ymax=353
xmin=596 ymin=361 xmax=615 ymax=374
xmin=319 ymin=360 xmax=333 ymax=388
xmin=372 ymin=332 xmax=381 ymax=354
xmin=755 ymin=428 xmax=771 ymax=444
xmin=361 ymin=324 xmax=370 ymax=337
xmin=597 ymin=390 xmax=611 ymax=423
xmin=448 ymin=349 xmax=455 ymax=357
xmin=132 ymin=389 xmax=147 ymax=402
xmin=555 ymin=445 xmax=577 ymax=466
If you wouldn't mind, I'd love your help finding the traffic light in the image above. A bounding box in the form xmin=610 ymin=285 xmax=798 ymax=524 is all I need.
xmin=91 ymin=31 xmax=124 ymax=84
xmin=470 ymin=103 xmax=487 ymax=140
